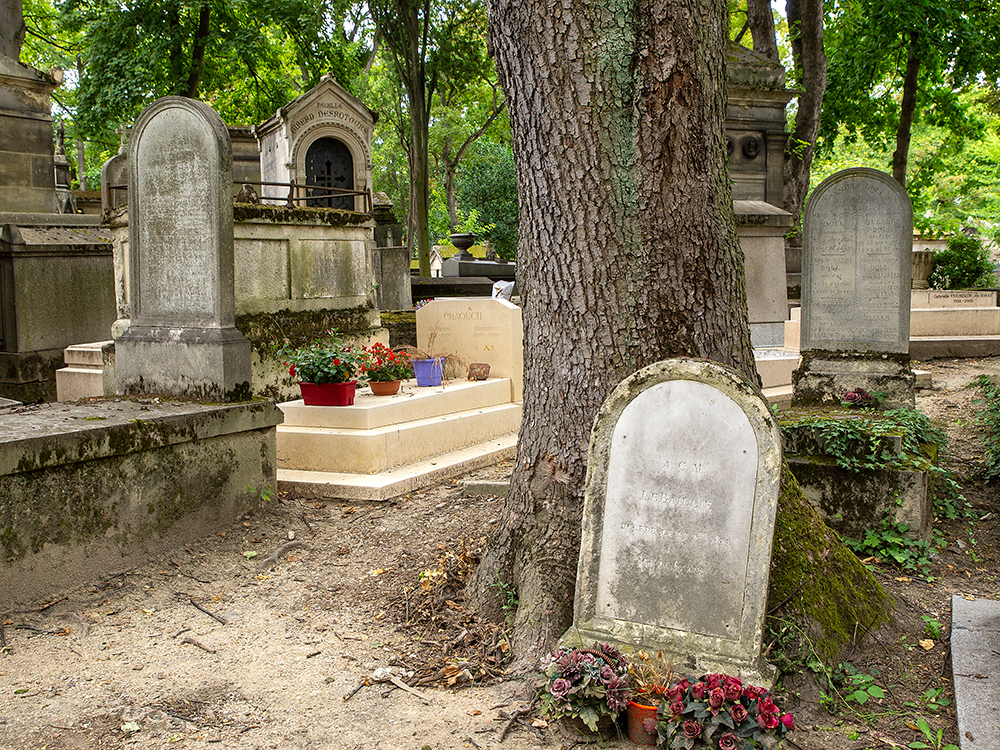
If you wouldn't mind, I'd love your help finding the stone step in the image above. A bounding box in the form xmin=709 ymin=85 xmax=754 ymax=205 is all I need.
xmin=55 ymin=367 xmax=104 ymax=402
xmin=277 ymin=401 xmax=522 ymax=474
xmin=278 ymin=433 xmax=517 ymax=501
xmin=278 ymin=377 xmax=514 ymax=431
xmin=63 ymin=340 xmax=113 ymax=368
xmin=754 ymin=349 xmax=798 ymax=389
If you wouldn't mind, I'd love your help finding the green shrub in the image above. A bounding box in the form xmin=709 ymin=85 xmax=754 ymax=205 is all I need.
xmin=928 ymin=234 xmax=996 ymax=289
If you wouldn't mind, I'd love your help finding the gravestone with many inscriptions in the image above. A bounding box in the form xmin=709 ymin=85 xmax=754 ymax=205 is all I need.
xmin=115 ymin=97 xmax=251 ymax=401
xmin=563 ymin=359 xmax=782 ymax=685
xmin=793 ymin=168 xmax=914 ymax=408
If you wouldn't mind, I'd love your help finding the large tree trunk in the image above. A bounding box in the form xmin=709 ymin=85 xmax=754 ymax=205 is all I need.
xmin=747 ymin=0 xmax=779 ymax=61
xmin=783 ymin=0 xmax=827 ymax=226
xmin=893 ymin=32 xmax=921 ymax=187
xmin=470 ymin=0 xmax=756 ymax=672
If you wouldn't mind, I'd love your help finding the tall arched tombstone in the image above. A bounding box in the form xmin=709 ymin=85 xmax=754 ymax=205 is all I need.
xmin=793 ymin=168 xmax=915 ymax=408
xmin=115 ymin=97 xmax=251 ymax=401
xmin=564 ymin=359 xmax=782 ymax=686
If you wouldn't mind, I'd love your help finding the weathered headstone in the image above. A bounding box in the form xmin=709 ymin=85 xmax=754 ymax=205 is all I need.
xmin=564 ymin=359 xmax=782 ymax=684
xmin=416 ymin=298 xmax=523 ymax=402
xmin=793 ymin=168 xmax=914 ymax=408
xmin=115 ymin=97 xmax=251 ymax=401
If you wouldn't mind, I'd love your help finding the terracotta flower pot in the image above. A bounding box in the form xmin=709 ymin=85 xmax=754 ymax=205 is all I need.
xmin=626 ymin=700 xmax=659 ymax=745
xmin=369 ymin=379 xmax=401 ymax=396
xmin=299 ymin=381 xmax=357 ymax=406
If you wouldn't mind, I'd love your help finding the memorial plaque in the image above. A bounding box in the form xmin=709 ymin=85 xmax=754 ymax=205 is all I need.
xmin=565 ymin=359 xmax=782 ymax=684
xmin=801 ymin=168 xmax=912 ymax=354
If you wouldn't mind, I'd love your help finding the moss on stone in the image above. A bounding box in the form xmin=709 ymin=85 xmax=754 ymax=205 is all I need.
xmin=767 ymin=463 xmax=895 ymax=664
xmin=233 ymin=203 xmax=371 ymax=226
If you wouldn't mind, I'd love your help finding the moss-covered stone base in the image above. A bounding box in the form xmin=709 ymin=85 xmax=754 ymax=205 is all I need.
xmin=792 ymin=350 xmax=915 ymax=410
xmin=767 ymin=464 xmax=895 ymax=665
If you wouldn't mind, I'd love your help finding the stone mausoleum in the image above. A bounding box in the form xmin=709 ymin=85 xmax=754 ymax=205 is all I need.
xmin=254 ymin=75 xmax=376 ymax=212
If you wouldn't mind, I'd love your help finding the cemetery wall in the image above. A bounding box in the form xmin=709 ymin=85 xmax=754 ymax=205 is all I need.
xmin=0 ymin=400 xmax=282 ymax=609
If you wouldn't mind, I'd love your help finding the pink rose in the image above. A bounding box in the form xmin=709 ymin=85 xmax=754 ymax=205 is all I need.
xmin=730 ymin=703 xmax=748 ymax=724
xmin=743 ymin=685 xmax=765 ymax=700
xmin=691 ymin=681 xmax=707 ymax=699
xmin=709 ymin=687 xmax=726 ymax=711
xmin=780 ymin=713 xmax=794 ymax=731
xmin=757 ymin=696 xmax=777 ymax=715
xmin=757 ymin=711 xmax=780 ymax=730
xmin=670 ymin=699 xmax=685 ymax=716
xmin=718 ymin=732 xmax=738 ymax=750
xmin=683 ymin=720 xmax=703 ymax=738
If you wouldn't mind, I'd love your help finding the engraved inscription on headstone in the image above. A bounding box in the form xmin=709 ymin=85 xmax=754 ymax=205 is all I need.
xmin=597 ymin=380 xmax=756 ymax=639
xmin=565 ymin=359 xmax=782 ymax=684
xmin=801 ymin=168 xmax=912 ymax=353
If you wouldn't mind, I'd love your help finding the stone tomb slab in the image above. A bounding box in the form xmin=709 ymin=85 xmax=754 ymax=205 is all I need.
xmin=564 ymin=359 xmax=782 ymax=685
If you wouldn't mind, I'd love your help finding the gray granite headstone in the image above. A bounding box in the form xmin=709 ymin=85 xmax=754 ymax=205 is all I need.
xmin=564 ymin=358 xmax=782 ymax=685
xmin=115 ymin=97 xmax=251 ymax=401
xmin=793 ymin=168 xmax=915 ymax=408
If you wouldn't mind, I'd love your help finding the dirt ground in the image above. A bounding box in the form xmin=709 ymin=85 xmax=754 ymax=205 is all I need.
xmin=2 ymin=356 xmax=999 ymax=750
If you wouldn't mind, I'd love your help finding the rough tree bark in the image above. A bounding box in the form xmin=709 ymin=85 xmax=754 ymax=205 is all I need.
xmin=469 ymin=0 xmax=757 ymax=671
xmin=783 ymin=0 xmax=827 ymax=226
xmin=747 ymin=0 xmax=779 ymax=61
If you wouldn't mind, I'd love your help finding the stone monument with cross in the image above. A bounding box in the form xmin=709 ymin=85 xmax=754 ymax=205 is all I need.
xmin=115 ymin=97 xmax=251 ymax=401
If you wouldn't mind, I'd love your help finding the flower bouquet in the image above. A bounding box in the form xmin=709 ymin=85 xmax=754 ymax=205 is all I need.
xmin=537 ymin=642 xmax=632 ymax=735
xmin=656 ymin=673 xmax=793 ymax=749
xmin=841 ymin=388 xmax=884 ymax=409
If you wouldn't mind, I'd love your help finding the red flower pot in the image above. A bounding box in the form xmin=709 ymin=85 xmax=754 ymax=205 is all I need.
xmin=369 ymin=379 xmax=401 ymax=396
xmin=627 ymin=700 xmax=659 ymax=745
xmin=299 ymin=381 xmax=357 ymax=406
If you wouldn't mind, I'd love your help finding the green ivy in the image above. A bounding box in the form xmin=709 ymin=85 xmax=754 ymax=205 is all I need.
xmin=971 ymin=374 xmax=1000 ymax=483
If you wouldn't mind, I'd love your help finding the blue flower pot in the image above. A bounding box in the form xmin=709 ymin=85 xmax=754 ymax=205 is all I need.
xmin=412 ymin=358 xmax=443 ymax=387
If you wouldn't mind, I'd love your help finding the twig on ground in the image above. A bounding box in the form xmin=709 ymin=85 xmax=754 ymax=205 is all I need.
xmin=257 ymin=540 xmax=304 ymax=570
xmin=388 ymin=675 xmax=433 ymax=704
xmin=301 ymin=513 xmax=314 ymax=533
xmin=463 ymin=736 xmax=483 ymax=749
xmin=180 ymin=635 xmax=216 ymax=654
xmin=181 ymin=595 xmax=227 ymax=625
xmin=342 ymin=680 xmax=368 ymax=701
xmin=173 ymin=627 xmax=192 ymax=639
xmin=498 ymin=702 xmax=535 ymax=743
xmin=13 ymin=625 xmax=64 ymax=635
xmin=348 ymin=506 xmax=381 ymax=523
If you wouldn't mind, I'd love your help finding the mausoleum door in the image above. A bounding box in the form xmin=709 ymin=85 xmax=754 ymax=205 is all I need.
xmin=304 ymin=138 xmax=353 ymax=210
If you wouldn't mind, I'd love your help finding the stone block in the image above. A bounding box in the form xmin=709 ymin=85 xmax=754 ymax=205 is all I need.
xmin=0 ymin=399 xmax=282 ymax=609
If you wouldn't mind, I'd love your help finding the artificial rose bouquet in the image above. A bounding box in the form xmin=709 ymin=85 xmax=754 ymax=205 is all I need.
xmin=537 ymin=642 xmax=632 ymax=732
xmin=656 ymin=673 xmax=793 ymax=749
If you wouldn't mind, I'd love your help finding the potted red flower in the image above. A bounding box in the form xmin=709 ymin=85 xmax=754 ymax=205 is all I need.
xmin=278 ymin=330 xmax=363 ymax=406
xmin=361 ymin=343 xmax=413 ymax=396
